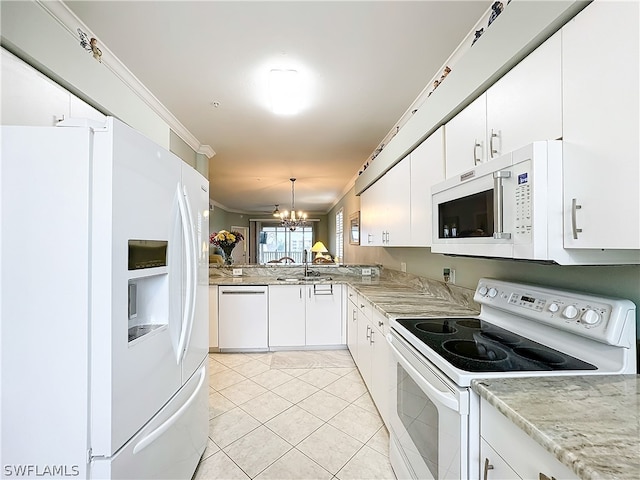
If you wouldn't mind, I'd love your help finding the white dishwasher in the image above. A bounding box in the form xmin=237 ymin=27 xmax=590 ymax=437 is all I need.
xmin=218 ymin=285 xmax=268 ymax=351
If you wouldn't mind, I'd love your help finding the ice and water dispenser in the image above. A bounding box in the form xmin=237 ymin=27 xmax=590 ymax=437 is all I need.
xmin=127 ymin=240 xmax=169 ymax=343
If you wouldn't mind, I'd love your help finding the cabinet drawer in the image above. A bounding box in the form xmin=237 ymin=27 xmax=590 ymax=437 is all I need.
xmin=371 ymin=309 xmax=387 ymax=334
xmin=357 ymin=293 xmax=373 ymax=319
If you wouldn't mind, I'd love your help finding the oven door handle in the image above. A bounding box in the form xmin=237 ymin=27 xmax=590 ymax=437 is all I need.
xmin=387 ymin=334 xmax=459 ymax=412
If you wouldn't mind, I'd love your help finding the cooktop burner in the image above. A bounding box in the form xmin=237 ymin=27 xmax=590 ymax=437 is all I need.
xmin=395 ymin=317 xmax=597 ymax=373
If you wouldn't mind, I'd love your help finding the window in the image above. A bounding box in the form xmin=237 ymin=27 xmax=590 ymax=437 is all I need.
xmin=258 ymin=225 xmax=314 ymax=263
xmin=335 ymin=208 xmax=344 ymax=262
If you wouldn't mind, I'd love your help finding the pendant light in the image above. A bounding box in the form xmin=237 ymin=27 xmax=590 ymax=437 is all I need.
xmin=280 ymin=178 xmax=307 ymax=231
xmin=272 ymin=204 xmax=280 ymax=217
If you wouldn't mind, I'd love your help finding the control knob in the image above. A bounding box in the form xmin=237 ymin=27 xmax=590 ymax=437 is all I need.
xmin=562 ymin=305 xmax=579 ymax=319
xmin=548 ymin=303 xmax=560 ymax=313
xmin=478 ymin=286 xmax=488 ymax=296
xmin=580 ymin=309 xmax=600 ymax=326
xmin=487 ymin=287 xmax=498 ymax=298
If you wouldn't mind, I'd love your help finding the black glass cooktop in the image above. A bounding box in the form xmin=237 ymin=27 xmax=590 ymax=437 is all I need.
xmin=395 ymin=317 xmax=597 ymax=372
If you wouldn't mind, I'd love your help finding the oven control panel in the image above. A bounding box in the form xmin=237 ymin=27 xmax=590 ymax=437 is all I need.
xmin=474 ymin=278 xmax=635 ymax=346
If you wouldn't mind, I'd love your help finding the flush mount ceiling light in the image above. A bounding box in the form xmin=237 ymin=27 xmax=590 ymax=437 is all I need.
xmin=280 ymin=178 xmax=307 ymax=231
xmin=269 ymin=69 xmax=301 ymax=115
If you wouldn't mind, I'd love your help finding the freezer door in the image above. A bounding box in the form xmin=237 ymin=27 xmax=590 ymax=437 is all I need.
xmin=90 ymin=118 xmax=183 ymax=456
xmin=90 ymin=362 xmax=208 ymax=479
xmin=179 ymin=164 xmax=210 ymax=383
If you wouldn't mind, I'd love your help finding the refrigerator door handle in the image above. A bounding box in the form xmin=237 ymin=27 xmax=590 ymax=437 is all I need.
xmin=180 ymin=184 xmax=198 ymax=363
xmin=131 ymin=365 xmax=206 ymax=455
xmin=176 ymin=183 xmax=193 ymax=364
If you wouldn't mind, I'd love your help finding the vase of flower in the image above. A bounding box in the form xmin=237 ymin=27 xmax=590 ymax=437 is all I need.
xmin=210 ymin=230 xmax=244 ymax=266
xmin=221 ymin=246 xmax=235 ymax=265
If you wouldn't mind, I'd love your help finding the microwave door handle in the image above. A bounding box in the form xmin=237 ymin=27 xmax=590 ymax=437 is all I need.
xmin=493 ymin=171 xmax=512 ymax=240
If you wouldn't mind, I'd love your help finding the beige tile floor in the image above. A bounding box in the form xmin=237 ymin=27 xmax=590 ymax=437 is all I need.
xmin=193 ymin=350 xmax=396 ymax=480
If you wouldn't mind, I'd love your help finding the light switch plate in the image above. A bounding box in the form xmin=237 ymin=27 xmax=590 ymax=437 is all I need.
xmin=362 ymin=268 xmax=372 ymax=276
xmin=233 ymin=268 xmax=242 ymax=276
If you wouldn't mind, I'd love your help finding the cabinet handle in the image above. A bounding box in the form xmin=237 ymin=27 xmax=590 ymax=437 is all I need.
xmin=571 ymin=198 xmax=583 ymax=239
xmin=473 ymin=140 xmax=482 ymax=165
xmin=539 ymin=474 xmax=556 ymax=480
xmin=378 ymin=320 xmax=384 ymax=327
xmin=300 ymin=287 xmax=302 ymax=299
xmin=366 ymin=325 xmax=371 ymax=339
xmin=352 ymin=310 xmax=357 ymax=321
xmin=367 ymin=233 xmax=373 ymax=244
xmin=490 ymin=129 xmax=499 ymax=158
xmin=483 ymin=458 xmax=494 ymax=480
xmin=492 ymin=171 xmax=512 ymax=240
xmin=370 ymin=330 xmax=375 ymax=345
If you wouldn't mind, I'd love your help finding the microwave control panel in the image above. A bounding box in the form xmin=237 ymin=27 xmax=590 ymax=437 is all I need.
xmin=514 ymin=172 xmax=532 ymax=236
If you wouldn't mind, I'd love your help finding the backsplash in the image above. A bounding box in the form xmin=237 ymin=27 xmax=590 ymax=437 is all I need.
xmin=208 ymin=264 xmax=380 ymax=278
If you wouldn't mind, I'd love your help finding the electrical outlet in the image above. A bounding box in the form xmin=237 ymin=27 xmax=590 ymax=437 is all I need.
xmin=232 ymin=268 xmax=243 ymax=276
xmin=362 ymin=267 xmax=372 ymax=276
xmin=443 ymin=268 xmax=456 ymax=284
xmin=400 ymin=262 xmax=407 ymax=273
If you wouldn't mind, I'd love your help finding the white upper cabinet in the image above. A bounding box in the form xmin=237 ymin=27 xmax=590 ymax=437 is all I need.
xmin=410 ymin=127 xmax=445 ymax=245
xmin=444 ymin=31 xmax=562 ymax=178
xmin=562 ymin=0 xmax=639 ymax=250
xmin=445 ymin=95 xmax=488 ymax=178
xmin=486 ymin=30 xmax=562 ymax=158
xmin=360 ymin=155 xmax=411 ymax=247
xmin=1 ymin=48 xmax=69 ymax=126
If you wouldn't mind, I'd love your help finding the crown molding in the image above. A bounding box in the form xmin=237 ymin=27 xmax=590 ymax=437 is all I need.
xmin=36 ymin=0 xmax=213 ymax=158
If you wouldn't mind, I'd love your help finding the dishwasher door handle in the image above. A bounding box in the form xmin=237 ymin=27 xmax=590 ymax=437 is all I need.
xmin=220 ymin=290 xmax=266 ymax=295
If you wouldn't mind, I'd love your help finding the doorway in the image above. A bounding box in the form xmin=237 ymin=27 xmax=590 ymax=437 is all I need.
xmin=230 ymin=226 xmax=249 ymax=264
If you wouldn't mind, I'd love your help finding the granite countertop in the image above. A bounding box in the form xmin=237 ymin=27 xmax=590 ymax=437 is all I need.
xmin=472 ymin=375 xmax=640 ymax=480
xmin=210 ymin=269 xmax=480 ymax=320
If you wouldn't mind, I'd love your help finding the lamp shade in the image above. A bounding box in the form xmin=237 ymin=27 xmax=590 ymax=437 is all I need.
xmin=311 ymin=241 xmax=328 ymax=258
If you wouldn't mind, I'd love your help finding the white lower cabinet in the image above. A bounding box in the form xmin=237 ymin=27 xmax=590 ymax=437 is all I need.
xmin=305 ymin=284 xmax=343 ymax=346
xmin=268 ymin=284 xmax=344 ymax=348
xmin=268 ymin=285 xmax=306 ymax=347
xmin=480 ymin=398 xmax=577 ymax=480
xmin=346 ymin=287 xmax=359 ymax=362
xmin=208 ymin=285 xmax=218 ymax=350
xmin=354 ymin=293 xmax=391 ymax=425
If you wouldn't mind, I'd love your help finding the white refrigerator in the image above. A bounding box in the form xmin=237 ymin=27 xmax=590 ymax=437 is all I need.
xmin=1 ymin=117 xmax=210 ymax=479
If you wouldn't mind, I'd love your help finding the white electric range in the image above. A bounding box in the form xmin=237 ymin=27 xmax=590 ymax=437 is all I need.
xmin=386 ymin=278 xmax=636 ymax=479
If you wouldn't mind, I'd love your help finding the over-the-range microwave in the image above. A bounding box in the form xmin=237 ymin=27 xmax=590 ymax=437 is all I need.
xmin=431 ymin=141 xmax=639 ymax=265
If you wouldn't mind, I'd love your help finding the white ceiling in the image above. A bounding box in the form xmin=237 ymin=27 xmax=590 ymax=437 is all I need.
xmin=65 ymin=1 xmax=491 ymax=214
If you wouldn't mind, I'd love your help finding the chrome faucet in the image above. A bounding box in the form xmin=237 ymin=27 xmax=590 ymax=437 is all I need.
xmin=303 ymin=249 xmax=309 ymax=276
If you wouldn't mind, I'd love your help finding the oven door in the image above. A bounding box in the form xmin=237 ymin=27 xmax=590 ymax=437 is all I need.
xmin=387 ymin=331 xmax=469 ymax=480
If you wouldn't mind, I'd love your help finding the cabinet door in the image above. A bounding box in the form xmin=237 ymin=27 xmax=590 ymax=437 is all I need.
xmin=305 ymin=284 xmax=343 ymax=346
xmin=445 ymin=94 xmax=488 ymax=178
xmin=562 ymin=1 xmax=640 ymax=249
xmin=360 ymin=179 xmax=384 ymax=246
xmin=410 ymin=128 xmax=445 ymax=245
xmin=1 ymin=48 xmax=70 ymax=126
xmin=486 ymin=31 xmax=562 ymax=158
xmin=347 ymin=298 xmax=359 ymax=363
xmin=384 ymin=155 xmax=411 ymax=246
xmin=209 ymin=286 xmax=218 ymax=349
xmin=356 ymin=311 xmax=373 ymax=389
xmin=480 ymin=439 xmax=522 ymax=480
xmin=370 ymin=312 xmax=391 ymax=425
xmin=268 ymin=285 xmax=305 ymax=347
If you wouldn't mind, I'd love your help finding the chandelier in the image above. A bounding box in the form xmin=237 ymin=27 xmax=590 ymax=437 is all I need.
xmin=280 ymin=178 xmax=307 ymax=231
